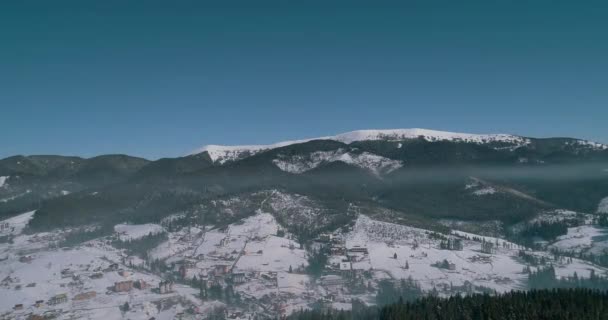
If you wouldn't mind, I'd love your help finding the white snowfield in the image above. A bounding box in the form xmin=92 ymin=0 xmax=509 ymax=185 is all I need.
xmin=0 ymin=210 xmax=35 ymax=235
xmin=549 ymin=225 xmax=608 ymax=255
xmin=344 ymin=215 xmax=607 ymax=293
xmin=0 ymin=176 xmax=8 ymax=188
xmin=114 ymin=223 xmax=164 ymax=241
xmin=273 ymin=149 xmax=402 ymax=176
xmin=191 ymin=128 xmax=537 ymax=163
xmin=330 ymin=129 xmax=528 ymax=145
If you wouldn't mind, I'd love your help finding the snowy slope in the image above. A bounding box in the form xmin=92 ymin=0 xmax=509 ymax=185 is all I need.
xmin=343 ymin=215 xmax=607 ymax=293
xmin=0 ymin=176 xmax=8 ymax=188
xmin=331 ymin=128 xmax=528 ymax=145
xmin=192 ymin=138 xmax=323 ymax=164
xmin=0 ymin=210 xmax=35 ymax=236
xmin=273 ymin=149 xmax=402 ymax=176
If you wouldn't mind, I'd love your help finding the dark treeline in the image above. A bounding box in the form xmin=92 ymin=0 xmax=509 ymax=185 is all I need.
xmin=290 ymin=288 xmax=608 ymax=320
xmin=111 ymin=231 xmax=168 ymax=258
xmin=528 ymin=266 xmax=608 ymax=290
xmin=519 ymin=221 xmax=569 ymax=240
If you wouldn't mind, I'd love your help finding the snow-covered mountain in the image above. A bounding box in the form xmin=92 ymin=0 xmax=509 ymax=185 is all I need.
xmin=192 ymin=128 xmax=536 ymax=164
xmin=273 ymin=149 xmax=403 ymax=176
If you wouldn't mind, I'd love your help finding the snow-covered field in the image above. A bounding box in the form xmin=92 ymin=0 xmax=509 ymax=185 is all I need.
xmin=343 ymin=215 xmax=608 ymax=294
xmin=549 ymin=225 xmax=608 ymax=255
xmin=344 ymin=216 xmax=527 ymax=292
xmin=0 ymin=176 xmax=8 ymax=188
xmin=0 ymin=210 xmax=35 ymax=236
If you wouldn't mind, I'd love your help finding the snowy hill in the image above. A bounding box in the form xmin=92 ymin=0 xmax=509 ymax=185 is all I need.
xmin=192 ymin=128 xmax=608 ymax=164
xmin=192 ymin=128 xmax=535 ymax=164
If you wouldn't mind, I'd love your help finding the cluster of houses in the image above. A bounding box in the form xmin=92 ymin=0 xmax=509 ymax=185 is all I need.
xmin=14 ymin=293 xmax=69 ymax=311
xmin=0 ymin=221 xmax=11 ymax=232
xmin=159 ymin=280 xmax=175 ymax=294
xmin=440 ymin=238 xmax=464 ymax=251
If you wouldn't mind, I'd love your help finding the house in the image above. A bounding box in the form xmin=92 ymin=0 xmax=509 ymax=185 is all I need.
xmin=13 ymin=304 xmax=23 ymax=310
xmin=481 ymin=241 xmax=495 ymax=254
xmin=339 ymin=262 xmax=352 ymax=271
xmin=134 ymin=279 xmax=149 ymax=290
xmin=73 ymin=291 xmax=96 ymax=301
xmin=179 ymin=265 xmax=188 ymax=279
xmin=348 ymin=246 xmax=368 ymax=254
xmin=61 ymin=268 xmax=73 ymax=278
xmin=320 ymin=275 xmax=346 ymax=287
xmin=19 ymin=255 xmax=33 ymax=263
xmin=182 ymin=259 xmax=196 ymax=268
xmin=446 ymin=238 xmax=464 ymax=251
xmin=330 ymin=246 xmax=346 ymax=256
xmin=34 ymin=300 xmax=44 ymax=307
xmin=48 ymin=293 xmax=68 ymax=305
xmin=319 ymin=233 xmax=333 ymax=242
xmin=231 ymin=273 xmax=246 ymax=284
xmin=114 ymin=280 xmax=133 ymax=292
xmin=159 ymin=280 xmax=174 ymax=294
xmin=214 ymin=264 xmax=230 ymax=275
xmin=448 ymin=263 xmax=456 ymax=271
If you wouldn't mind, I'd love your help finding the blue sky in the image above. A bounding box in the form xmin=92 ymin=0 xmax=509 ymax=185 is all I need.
xmin=1 ymin=1 xmax=607 ymax=159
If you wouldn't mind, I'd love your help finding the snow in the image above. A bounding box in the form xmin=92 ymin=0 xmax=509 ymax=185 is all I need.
xmin=597 ymin=197 xmax=608 ymax=214
xmin=273 ymin=149 xmax=402 ymax=176
xmin=0 ymin=240 xmax=199 ymax=320
xmin=0 ymin=176 xmax=8 ymax=188
xmin=193 ymin=138 xmax=323 ymax=164
xmin=344 ymin=216 xmax=528 ymax=293
xmin=549 ymin=225 xmax=608 ymax=254
xmin=331 ymin=128 xmax=529 ymax=145
xmin=114 ymin=223 xmax=164 ymax=241
xmin=0 ymin=211 xmax=35 ymax=236
xmin=570 ymin=139 xmax=608 ymax=150
xmin=235 ymin=236 xmax=306 ymax=272
xmin=190 ymin=128 xmax=532 ymax=163
xmin=0 ymin=189 xmax=31 ymax=203
xmin=472 ymin=187 xmax=496 ymax=196
xmin=342 ymin=215 xmax=608 ymax=294
xmin=465 ymin=178 xmax=497 ymax=196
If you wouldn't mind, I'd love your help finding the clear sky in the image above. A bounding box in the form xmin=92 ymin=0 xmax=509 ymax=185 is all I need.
xmin=1 ymin=1 xmax=607 ymax=160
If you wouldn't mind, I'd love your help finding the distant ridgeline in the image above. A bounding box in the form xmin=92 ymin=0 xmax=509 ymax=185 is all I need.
xmin=289 ymin=288 xmax=608 ymax=320
xmin=0 ymin=129 xmax=606 ymax=238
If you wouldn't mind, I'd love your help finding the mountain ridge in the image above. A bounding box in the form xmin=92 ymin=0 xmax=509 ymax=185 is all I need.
xmin=191 ymin=128 xmax=607 ymax=164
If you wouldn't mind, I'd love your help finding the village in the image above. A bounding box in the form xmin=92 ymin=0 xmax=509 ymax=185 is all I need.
xmin=1 ymin=208 xmax=608 ymax=319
